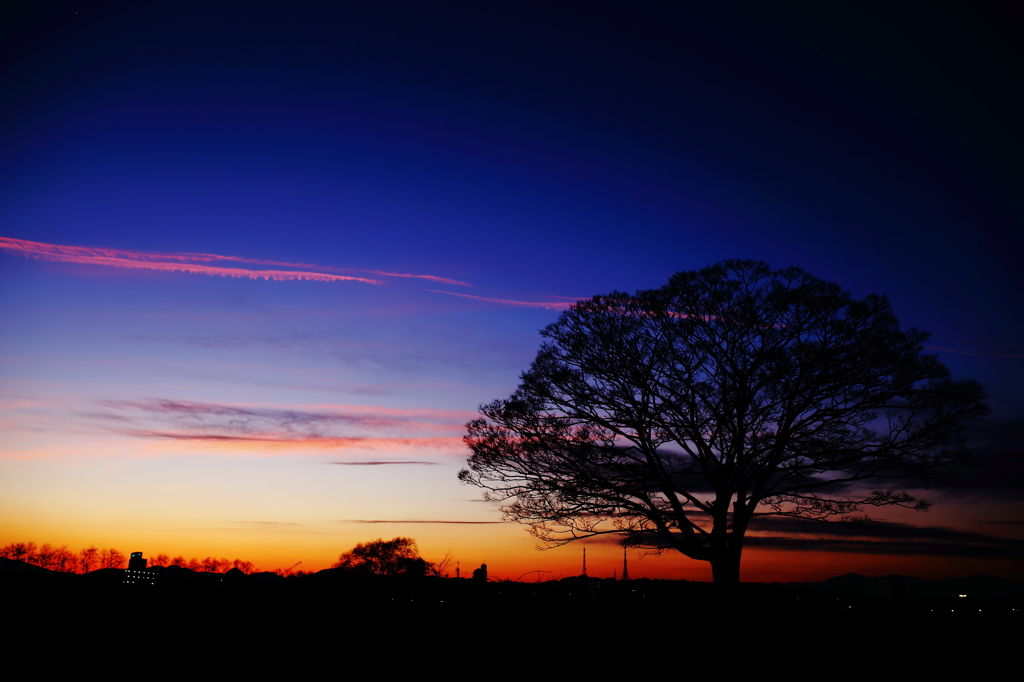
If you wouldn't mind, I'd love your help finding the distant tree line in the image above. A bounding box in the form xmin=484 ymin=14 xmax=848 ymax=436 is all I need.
xmin=0 ymin=541 xmax=260 ymax=575
xmin=3 ymin=537 xmax=454 ymax=578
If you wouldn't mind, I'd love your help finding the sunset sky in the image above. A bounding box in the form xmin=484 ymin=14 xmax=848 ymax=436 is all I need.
xmin=2 ymin=1 xmax=1022 ymax=582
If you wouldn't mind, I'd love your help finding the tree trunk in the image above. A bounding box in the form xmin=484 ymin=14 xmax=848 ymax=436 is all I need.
xmin=709 ymin=546 xmax=742 ymax=585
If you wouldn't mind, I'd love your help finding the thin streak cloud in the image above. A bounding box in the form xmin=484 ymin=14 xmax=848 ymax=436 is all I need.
xmin=366 ymin=270 xmax=472 ymax=287
xmin=109 ymin=429 xmax=459 ymax=449
xmin=0 ymin=237 xmax=472 ymax=287
xmin=1 ymin=236 xmax=381 ymax=284
xmin=344 ymin=519 xmax=505 ymax=524
xmin=428 ymin=290 xmax=574 ymax=310
xmin=53 ymin=398 xmax=470 ymax=453
xmin=925 ymin=345 xmax=1024 ymax=359
xmin=932 ymin=338 xmax=1024 ymax=351
xmin=589 ymin=516 xmax=1024 ymax=559
xmin=328 ymin=460 xmax=439 ymax=465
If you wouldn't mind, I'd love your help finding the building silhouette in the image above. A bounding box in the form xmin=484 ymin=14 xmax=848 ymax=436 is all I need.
xmin=123 ymin=551 xmax=156 ymax=585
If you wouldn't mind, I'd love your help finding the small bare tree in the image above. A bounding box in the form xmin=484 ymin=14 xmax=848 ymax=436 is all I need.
xmin=52 ymin=546 xmax=75 ymax=573
xmin=78 ymin=546 xmax=99 ymax=574
xmin=2 ymin=542 xmax=37 ymax=565
xmin=99 ymin=548 xmax=126 ymax=569
xmin=232 ymin=559 xmax=256 ymax=574
xmin=427 ymin=550 xmax=455 ymax=578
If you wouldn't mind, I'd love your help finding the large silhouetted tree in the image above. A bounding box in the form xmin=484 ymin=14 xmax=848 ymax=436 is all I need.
xmin=460 ymin=261 xmax=989 ymax=584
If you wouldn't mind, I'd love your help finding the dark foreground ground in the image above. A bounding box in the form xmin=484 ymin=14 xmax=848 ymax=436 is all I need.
xmin=5 ymin=567 xmax=1021 ymax=656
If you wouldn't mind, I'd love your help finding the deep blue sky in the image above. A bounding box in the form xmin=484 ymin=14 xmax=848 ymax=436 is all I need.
xmin=6 ymin=3 xmax=1021 ymax=333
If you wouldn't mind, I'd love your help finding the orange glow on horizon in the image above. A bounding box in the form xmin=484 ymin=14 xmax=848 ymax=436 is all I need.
xmin=5 ymin=527 xmax=1016 ymax=583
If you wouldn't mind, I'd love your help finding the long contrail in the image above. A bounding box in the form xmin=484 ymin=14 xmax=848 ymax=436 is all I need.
xmin=0 ymin=236 xmax=471 ymax=286
xmin=427 ymin=289 xmax=574 ymax=310
xmin=0 ymin=236 xmax=381 ymax=284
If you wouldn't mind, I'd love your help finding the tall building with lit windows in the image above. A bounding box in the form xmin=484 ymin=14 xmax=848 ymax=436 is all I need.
xmin=123 ymin=551 xmax=156 ymax=585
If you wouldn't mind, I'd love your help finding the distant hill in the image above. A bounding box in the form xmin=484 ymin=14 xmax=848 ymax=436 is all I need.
xmin=0 ymin=557 xmax=52 ymax=574
xmin=781 ymin=573 xmax=1023 ymax=601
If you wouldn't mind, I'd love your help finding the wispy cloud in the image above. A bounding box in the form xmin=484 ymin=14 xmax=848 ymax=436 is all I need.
xmin=536 ymin=295 xmax=587 ymax=301
xmin=328 ymin=460 xmax=439 ymax=465
xmin=124 ymin=330 xmax=527 ymax=376
xmin=79 ymin=398 xmax=468 ymax=452
xmin=945 ymin=419 xmax=1024 ymax=500
xmin=428 ymin=290 xmax=574 ymax=310
xmin=925 ymin=345 xmax=1024 ymax=359
xmin=342 ymin=519 xmax=504 ymax=524
xmin=925 ymin=337 xmax=1024 ymax=359
xmin=366 ymin=270 xmax=472 ymax=287
xmin=110 ymin=430 xmax=457 ymax=449
xmin=1 ymin=236 xmax=381 ymax=284
xmin=589 ymin=515 xmax=1024 ymax=559
xmin=740 ymin=517 xmax=1024 ymax=559
xmin=933 ymin=338 xmax=1024 ymax=351
xmin=0 ymin=236 xmax=471 ymax=287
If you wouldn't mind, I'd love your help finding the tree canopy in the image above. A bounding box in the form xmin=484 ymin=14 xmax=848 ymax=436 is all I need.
xmin=332 ymin=537 xmax=425 ymax=576
xmin=460 ymin=261 xmax=989 ymax=583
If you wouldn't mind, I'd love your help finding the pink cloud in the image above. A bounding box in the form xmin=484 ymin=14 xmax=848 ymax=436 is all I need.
xmin=71 ymin=398 xmax=471 ymax=454
xmin=94 ymin=398 xmax=462 ymax=430
xmin=427 ymin=290 xmax=574 ymax=310
xmin=300 ymin=403 xmax=477 ymax=421
xmin=0 ymin=236 xmax=472 ymax=286
xmin=113 ymin=429 xmax=463 ymax=450
xmin=1 ymin=236 xmax=381 ymax=284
